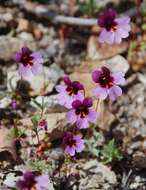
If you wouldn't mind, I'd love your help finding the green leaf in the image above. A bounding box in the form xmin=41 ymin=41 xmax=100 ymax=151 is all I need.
xmin=101 ymin=139 xmax=122 ymax=164
xmin=31 ymin=113 xmax=41 ymax=126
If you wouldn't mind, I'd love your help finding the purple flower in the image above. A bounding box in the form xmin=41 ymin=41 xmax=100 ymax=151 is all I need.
xmin=15 ymin=47 xmax=43 ymax=77
xmin=63 ymin=132 xmax=84 ymax=156
xmin=92 ymin=66 xmax=125 ymax=101
xmin=16 ymin=171 xmax=49 ymax=190
xmin=56 ymin=75 xmax=84 ymax=109
xmin=66 ymin=97 xmax=98 ymax=129
xmin=11 ymin=99 xmax=17 ymax=109
xmin=98 ymin=8 xmax=130 ymax=44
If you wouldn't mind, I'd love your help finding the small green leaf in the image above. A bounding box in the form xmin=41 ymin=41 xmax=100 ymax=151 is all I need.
xmin=31 ymin=113 xmax=41 ymax=126
xmin=101 ymin=139 xmax=122 ymax=164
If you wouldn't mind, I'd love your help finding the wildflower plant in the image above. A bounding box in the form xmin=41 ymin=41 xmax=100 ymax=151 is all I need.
xmin=3 ymin=5 xmax=132 ymax=188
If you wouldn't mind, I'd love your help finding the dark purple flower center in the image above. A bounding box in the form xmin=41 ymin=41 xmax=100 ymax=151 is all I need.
xmin=98 ymin=67 xmax=114 ymax=88
xmin=66 ymin=85 xmax=79 ymax=96
xmin=21 ymin=54 xmax=34 ymax=67
xmin=17 ymin=178 xmax=36 ymax=190
xmin=104 ymin=20 xmax=118 ymax=32
xmin=63 ymin=132 xmax=77 ymax=148
xmin=98 ymin=9 xmax=118 ymax=31
xmin=64 ymin=76 xmax=84 ymax=96
xmin=76 ymin=106 xmax=89 ymax=118
xmin=17 ymin=172 xmax=37 ymax=190
xmin=66 ymin=138 xmax=76 ymax=147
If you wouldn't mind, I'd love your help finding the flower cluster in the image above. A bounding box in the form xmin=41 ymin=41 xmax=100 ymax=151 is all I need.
xmin=56 ymin=67 xmax=125 ymax=156
xmin=13 ymin=7 xmax=128 ymax=160
xmin=98 ymin=8 xmax=130 ymax=44
xmin=16 ymin=171 xmax=50 ymax=190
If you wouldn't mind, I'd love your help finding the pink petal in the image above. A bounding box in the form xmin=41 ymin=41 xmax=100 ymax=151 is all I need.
xmin=73 ymin=134 xmax=82 ymax=141
xmin=92 ymin=86 xmax=108 ymax=100
xmin=66 ymin=110 xmax=77 ymax=124
xmin=116 ymin=28 xmax=129 ymax=38
xmin=76 ymin=140 xmax=84 ymax=153
xmin=65 ymin=146 xmax=75 ymax=156
xmin=116 ymin=16 xmax=131 ymax=33
xmin=64 ymin=96 xmax=74 ymax=109
xmin=98 ymin=29 xmax=115 ymax=44
xmin=15 ymin=52 xmax=22 ymax=62
xmin=36 ymin=175 xmax=49 ymax=188
xmin=74 ymin=92 xmax=84 ymax=102
xmin=31 ymin=63 xmax=43 ymax=75
xmin=18 ymin=64 xmax=32 ymax=77
xmin=57 ymin=93 xmax=73 ymax=109
xmin=115 ymin=16 xmax=130 ymax=25
xmin=114 ymin=32 xmax=122 ymax=44
xmin=87 ymin=110 xmax=98 ymax=123
xmin=76 ymin=118 xmax=89 ymax=129
xmin=112 ymin=72 xmax=125 ymax=85
xmin=55 ymin=85 xmax=66 ymax=93
xmin=92 ymin=70 xmax=102 ymax=83
xmin=108 ymin=85 xmax=122 ymax=101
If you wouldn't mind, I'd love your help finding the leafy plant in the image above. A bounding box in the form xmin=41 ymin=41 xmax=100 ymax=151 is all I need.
xmin=9 ymin=127 xmax=25 ymax=139
xmin=101 ymin=139 xmax=122 ymax=164
xmin=27 ymin=159 xmax=51 ymax=172
xmin=31 ymin=113 xmax=41 ymax=126
xmin=31 ymin=98 xmax=48 ymax=111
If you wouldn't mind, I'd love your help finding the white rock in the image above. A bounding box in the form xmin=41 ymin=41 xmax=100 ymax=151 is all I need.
xmin=3 ymin=173 xmax=19 ymax=188
xmin=0 ymin=97 xmax=11 ymax=108
xmin=106 ymin=55 xmax=129 ymax=74
xmin=18 ymin=32 xmax=34 ymax=41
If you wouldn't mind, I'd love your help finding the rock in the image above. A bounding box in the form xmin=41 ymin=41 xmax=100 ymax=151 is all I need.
xmin=0 ymin=97 xmax=11 ymax=108
xmin=18 ymin=32 xmax=34 ymax=41
xmin=39 ymin=35 xmax=57 ymax=48
xmin=132 ymin=151 xmax=146 ymax=168
xmin=97 ymin=101 xmax=115 ymax=130
xmin=1 ymin=12 xmax=13 ymax=22
xmin=105 ymin=55 xmax=129 ymax=74
xmin=0 ymin=36 xmax=37 ymax=61
xmin=78 ymin=159 xmax=117 ymax=190
xmin=129 ymin=176 xmax=143 ymax=189
xmin=7 ymin=64 xmax=64 ymax=96
xmin=33 ymin=28 xmax=43 ymax=40
xmin=47 ymin=148 xmax=64 ymax=160
xmin=137 ymin=73 xmax=146 ymax=86
xmin=82 ymin=159 xmax=117 ymax=184
xmin=46 ymin=40 xmax=59 ymax=58
xmin=16 ymin=18 xmax=31 ymax=33
xmin=0 ymin=127 xmax=17 ymax=161
xmin=3 ymin=173 xmax=19 ymax=188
